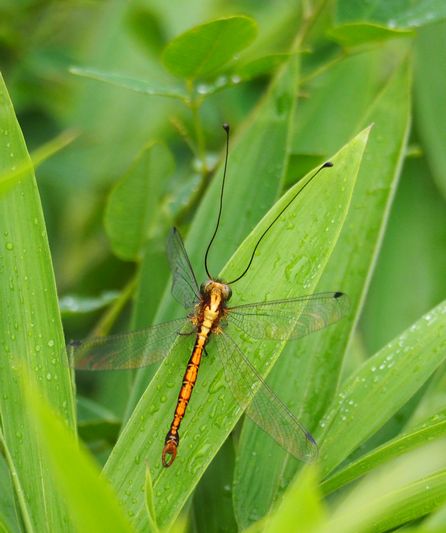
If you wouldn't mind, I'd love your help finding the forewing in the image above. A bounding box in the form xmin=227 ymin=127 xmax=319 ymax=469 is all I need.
xmin=215 ymin=331 xmax=318 ymax=462
xmin=69 ymin=318 xmax=191 ymax=370
xmin=228 ymin=292 xmax=349 ymax=341
xmin=166 ymin=227 xmax=200 ymax=309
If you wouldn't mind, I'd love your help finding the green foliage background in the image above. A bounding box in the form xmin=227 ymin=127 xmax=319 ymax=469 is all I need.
xmin=1 ymin=1 xmax=446 ymax=532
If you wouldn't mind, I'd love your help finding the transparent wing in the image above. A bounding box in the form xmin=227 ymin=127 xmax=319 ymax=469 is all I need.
xmin=227 ymin=292 xmax=349 ymax=340
xmin=69 ymin=318 xmax=191 ymax=370
xmin=215 ymin=331 xmax=318 ymax=462
xmin=166 ymin=227 xmax=200 ymax=309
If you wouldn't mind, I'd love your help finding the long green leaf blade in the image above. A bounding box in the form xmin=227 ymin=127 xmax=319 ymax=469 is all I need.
xmin=317 ymin=300 xmax=446 ymax=478
xmin=0 ymin=73 xmax=76 ymax=530
xmin=234 ymin=54 xmax=411 ymax=529
xmin=104 ymin=128 xmax=368 ymax=530
xmin=18 ymin=370 xmax=135 ymax=533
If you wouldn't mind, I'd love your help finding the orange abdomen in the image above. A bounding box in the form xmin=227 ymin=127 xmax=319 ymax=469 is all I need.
xmin=162 ymin=333 xmax=206 ymax=467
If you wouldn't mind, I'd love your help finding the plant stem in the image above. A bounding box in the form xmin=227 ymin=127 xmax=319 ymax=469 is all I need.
xmin=90 ymin=275 xmax=138 ymax=338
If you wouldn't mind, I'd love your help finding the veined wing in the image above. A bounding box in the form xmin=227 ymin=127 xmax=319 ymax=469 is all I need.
xmin=69 ymin=318 xmax=190 ymax=370
xmin=216 ymin=331 xmax=317 ymax=461
xmin=167 ymin=227 xmax=200 ymax=309
xmin=227 ymin=292 xmax=349 ymax=341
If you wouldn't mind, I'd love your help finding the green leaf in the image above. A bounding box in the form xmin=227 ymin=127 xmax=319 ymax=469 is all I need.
xmin=415 ymin=21 xmax=446 ymax=199
xmin=104 ymin=142 xmax=174 ymax=261
xmin=0 ymin=447 xmax=21 ymax=533
xmin=192 ymin=440 xmax=238 ymax=533
xmin=234 ymin=53 xmax=291 ymax=80
xmin=258 ymin=466 xmax=325 ymax=533
xmin=361 ymin=156 xmax=446 ymax=354
xmin=0 ymin=129 xmax=77 ymax=193
xmin=0 ymin=73 xmax=77 ymax=530
xmin=77 ymin=396 xmax=121 ymax=444
xmin=125 ymin=5 xmax=167 ymax=56
xmin=18 ymin=370 xmax=135 ymax=533
xmin=144 ymin=466 xmax=159 ymax=533
xmin=162 ymin=16 xmax=257 ymax=79
xmin=234 ymin=58 xmax=411 ymax=529
xmin=328 ymin=22 xmax=413 ymax=48
xmin=317 ymin=300 xmax=446 ymax=478
xmin=323 ymin=439 xmax=446 ymax=533
xmin=321 ymin=412 xmax=446 ymax=496
xmin=291 ymin=48 xmax=386 ymax=157
xmin=69 ymin=66 xmax=188 ymax=101
xmin=424 ymin=501 xmax=446 ymax=529
xmin=336 ymin=0 xmax=446 ymax=28
xmin=104 ymin=128 xmax=368 ymax=530
xmin=59 ymin=290 xmax=120 ymax=315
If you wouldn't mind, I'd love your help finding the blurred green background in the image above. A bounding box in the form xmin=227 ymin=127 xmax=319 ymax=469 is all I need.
xmin=1 ymin=1 xmax=446 ymax=532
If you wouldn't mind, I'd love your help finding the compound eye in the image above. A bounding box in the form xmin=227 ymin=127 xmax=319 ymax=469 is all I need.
xmin=200 ymin=280 xmax=212 ymax=294
xmin=225 ymin=285 xmax=232 ymax=301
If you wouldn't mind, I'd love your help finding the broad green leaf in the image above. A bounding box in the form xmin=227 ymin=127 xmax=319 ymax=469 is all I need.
xmin=18 ymin=370 xmax=135 ymax=533
xmin=291 ymin=47 xmax=386 ymax=157
xmin=317 ymin=300 xmax=446 ymax=478
xmin=321 ymin=412 xmax=446 ymax=496
xmin=69 ymin=66 xmax=188 ymax=101
xmin=0 ymin=73 xmax=76 ymax=531
xmin=234 ymin=58 xmax=411 ymax=529
xmin=193 ymin=53 xmax=291 ymax=100
xmin=415 ymin=21 xmax=446 ymax=198
xmin=336 ymin=0 xmax=446 ymax=28
xmin=59 ymin=290 xmax=120 ymax=315
xmin=321 ymin=439 xmax=446 ymax=533
xmin=104 ymin=129 xmax=367 ymax=530
xmin=162 ymin=16 xmax=257 ymax=79
xmin=104 ymin=142 xmax=174 ymax=261
xmin=258 ymin=466 xmax=325 ymax=533
xmin=328 ymin=22 xmax=412 ymax=48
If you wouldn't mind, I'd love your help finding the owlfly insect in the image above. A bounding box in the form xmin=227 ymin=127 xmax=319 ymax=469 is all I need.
xmin=70 ymin=125 xmax=348 ymax=467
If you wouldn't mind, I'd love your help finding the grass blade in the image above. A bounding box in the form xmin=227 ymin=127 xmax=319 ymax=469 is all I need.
xmin=103 ymin=128 xmax=368 ymax=530
xmin=0 ymin=73 xmax=76 ymax=530
xmin=317 ymin=300 xmax=446 ymax=477
xmin=234 ymin=56 xmax=411 ymax=529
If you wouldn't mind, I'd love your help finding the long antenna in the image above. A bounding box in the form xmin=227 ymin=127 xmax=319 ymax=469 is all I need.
xmin=226 ymin=161 xmax=333 ymax=285
xmin=204 ymin=123 xmax=230 ymax=279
